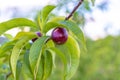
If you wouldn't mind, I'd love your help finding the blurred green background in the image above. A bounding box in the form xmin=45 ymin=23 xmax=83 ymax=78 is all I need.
xmin=48 ymin=35 xmax=120 ymax=80
xmin=0 ymin=0 xmax=120 ymax=80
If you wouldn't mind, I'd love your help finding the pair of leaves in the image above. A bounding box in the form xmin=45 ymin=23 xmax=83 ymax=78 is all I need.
xmin=35 ymin=50 xmax=53 ymax=80
xmin=47 ymin=47 xmax=68 ymax=79
xmin=63 ymin=36 xmax=80 ymax=80
xmin=29 ymin=41 xmax=67 ymax=80
xmin=37 ymin=5 xmax=55 ymax=30
xmin=29 ymin=36 xmax=50 ymax=79
xmin=29 ymin=36 xmax=54 ymax=80
xmin=10 ymin=32 xmax=36 ymax=79
xmin=54 ymin=35 xmax=80 ymax=80
xmin=21 ymin=49 xmax=52 ymax=80
xmin=41 ymin=5 xmax=55 ymax=24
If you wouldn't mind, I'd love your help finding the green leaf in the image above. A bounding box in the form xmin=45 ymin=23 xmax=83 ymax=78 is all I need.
xmin=46 ymin=40 xmax=56 ymax=68
xmin=0 ymin=40 xmax=17 ymax=58
xmin=59 ymin=20 xmax=86 ymax=51
xmin=47 ymin=47 xmax=67 ymax=79
xmin=16 ymin=61 xmax=22 ymax=80
xmin=49 ymin=16 xmax=65 ymax=22
xmin=29 ymin=36 xmax=50 ymax=79
xmin=0 ymin=32 xmax=37 ymax=57
xmin=43 ymin=50 xmax=53 ymax=79
xmin=43 ymin=22 xmax=67 ymax=33
xmin=10 ymin=33 xmax=36 ymax=79
xmin=14 ymin=32 xmax=37 ymax=40
xmin=10 ymin=37 xmax=28 ymax=79
xmin=0 ymin=18 xmax=37 ymax=35
xmin=0 ymin=32 xmax=35 ymax=58
xmin=41 ymin=5 xmax=56 ymax=24
xmin=46 ymin=40 xmax=55 ymax=48
xmin=37 ymin=11 xmax=42 ymax=30
xmin=36 ymin=56 xmax=44 ymax=80
xmin=22 ymin=51 xmax=33 ymax=80
xmin=43 ymin=16 xmax=67 ymax=33
xmin=64 ymin=36 xmax=80 ymax=80
xmin=3 ymin=33 xmax=13 ymax=40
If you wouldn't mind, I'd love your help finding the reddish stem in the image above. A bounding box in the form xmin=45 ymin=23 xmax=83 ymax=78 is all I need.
xmin=65 ymin=0 xmax=84 ymax=20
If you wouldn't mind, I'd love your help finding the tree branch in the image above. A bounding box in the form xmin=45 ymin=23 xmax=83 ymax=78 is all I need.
xmin=65 ymin=0 xmax=84 ymax=20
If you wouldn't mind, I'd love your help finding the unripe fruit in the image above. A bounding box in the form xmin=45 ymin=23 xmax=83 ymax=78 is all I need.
xmin=32 ymin=32 xmax=42 ymax=42
xmin=52 ymin=27 xmax=68 ymax=45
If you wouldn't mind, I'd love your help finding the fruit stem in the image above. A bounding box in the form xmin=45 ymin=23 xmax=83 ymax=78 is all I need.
xmin=65 ymin=0 xmax=84 ymax=20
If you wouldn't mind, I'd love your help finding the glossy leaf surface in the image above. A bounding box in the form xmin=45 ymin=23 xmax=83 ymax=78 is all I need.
xmin=64 ymin=36 xmax=80 ymax=80
xmin=29 ymin=36 xmax=50 ymax=79
xmin=10 ymin=33 xmax=36 ymax=79
xmin=0 ymin=18 xmax=37 ymax=35
xmin=43 ymin=50 xmax=53 ymax=79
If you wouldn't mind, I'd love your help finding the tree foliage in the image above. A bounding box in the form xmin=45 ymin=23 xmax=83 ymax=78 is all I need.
xmin=0 ymin=5 xmax=85 ymax=80
xmin=73 ymin=36 xmax=120 ymax=80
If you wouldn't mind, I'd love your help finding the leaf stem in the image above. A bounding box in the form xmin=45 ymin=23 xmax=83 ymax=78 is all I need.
xmin=65 ymin=0 xmax=84 ymax=20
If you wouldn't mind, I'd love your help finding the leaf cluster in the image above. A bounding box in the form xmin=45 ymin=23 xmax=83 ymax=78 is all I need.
xmin=0 ymin=5 xmax=85 ymax=80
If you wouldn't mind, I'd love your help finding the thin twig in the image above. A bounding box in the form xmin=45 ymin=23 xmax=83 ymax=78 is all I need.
xmin=65 ymin=0 xmax=84 ymax=20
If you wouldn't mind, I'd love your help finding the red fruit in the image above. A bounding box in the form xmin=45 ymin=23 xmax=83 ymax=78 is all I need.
xmin=32 ymin=32 xmax=42 ymax=42
xmin=52 ymin=27 xmax=68 ymax=45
